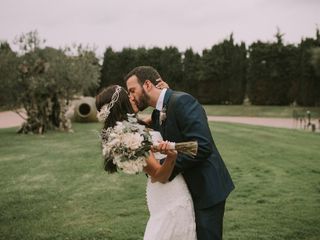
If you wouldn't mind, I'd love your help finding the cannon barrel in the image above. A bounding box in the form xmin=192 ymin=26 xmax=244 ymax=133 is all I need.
xmin=73 ymin=97 xmax=98 ymax=122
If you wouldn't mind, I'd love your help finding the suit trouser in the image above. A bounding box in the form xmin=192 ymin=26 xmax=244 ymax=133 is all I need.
xmin=194 ymin=200 xmax=226 ymax=240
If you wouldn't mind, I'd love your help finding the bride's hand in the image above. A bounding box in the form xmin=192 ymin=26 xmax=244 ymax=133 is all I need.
xmin=156 ymin=141 xmax=177 ymax=161
xmin=155 ymin=78 xmax=169 ymax=89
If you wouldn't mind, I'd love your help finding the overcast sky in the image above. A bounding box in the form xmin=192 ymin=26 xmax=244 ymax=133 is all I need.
xmin=1 ymin=0 xmax=319 ymax=57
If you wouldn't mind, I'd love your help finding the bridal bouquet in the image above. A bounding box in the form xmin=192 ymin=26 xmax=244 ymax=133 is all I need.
xmin=100 ymin=114 xmax=197 ymax=174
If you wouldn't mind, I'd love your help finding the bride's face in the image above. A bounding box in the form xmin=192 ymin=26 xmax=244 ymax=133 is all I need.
xmin=126 ymin=75 xmax=149 ymax=111
xmin=129 ymin=96 xmax=139 ymax=113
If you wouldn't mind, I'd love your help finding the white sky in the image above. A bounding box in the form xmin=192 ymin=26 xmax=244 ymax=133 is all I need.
xmin=1 ymin=0 xmax=319 ymax=57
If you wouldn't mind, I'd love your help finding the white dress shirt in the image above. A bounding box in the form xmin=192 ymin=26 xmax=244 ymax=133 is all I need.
xmin=156 ymin=88 xmax=167 ymax=111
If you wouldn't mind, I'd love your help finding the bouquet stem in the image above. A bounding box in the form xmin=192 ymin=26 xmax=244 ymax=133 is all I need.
xmin=153 ymin=141 xmax=198 ymax=158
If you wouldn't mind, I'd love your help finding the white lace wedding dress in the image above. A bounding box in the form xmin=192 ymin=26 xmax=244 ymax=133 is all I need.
xmin=144 ymin=132 xmax=197 ymax=240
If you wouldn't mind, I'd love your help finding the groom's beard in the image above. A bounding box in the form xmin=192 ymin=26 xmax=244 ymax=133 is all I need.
xmin=137 ymin=88 xmax=150 ymax=111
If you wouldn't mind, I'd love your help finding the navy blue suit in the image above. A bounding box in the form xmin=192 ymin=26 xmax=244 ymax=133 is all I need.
xmin=152 ymin=89 xmax=234 ymax=240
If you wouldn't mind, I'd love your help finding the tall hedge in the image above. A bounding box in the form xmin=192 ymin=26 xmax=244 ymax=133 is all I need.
xmin=99 ymin=29 xmax=320 ymax=106
xmin=247 ymin=33 xmax=298 ymax=105
xmin=198 ymin=34 xmax=247 ymax=104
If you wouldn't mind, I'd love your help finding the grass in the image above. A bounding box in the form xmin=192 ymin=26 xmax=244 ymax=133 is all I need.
xmin=141 ymin=105 xmax=320 ymax=118
xmin=211 ymin=122 xmax=320 ymax=240
xmin=0 ymin=122 xmax=319 ymax=240
xmin=202 ymin=105 xmax=320 ymax=118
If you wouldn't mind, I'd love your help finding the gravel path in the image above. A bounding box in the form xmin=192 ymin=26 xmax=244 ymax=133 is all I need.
xmin=0 ymin=110 xmax=303 ymax=129
xmin=207 ymin=116 xmax=297 ymax=129
xmin=0 ymin=111 xmax=27 ymax=128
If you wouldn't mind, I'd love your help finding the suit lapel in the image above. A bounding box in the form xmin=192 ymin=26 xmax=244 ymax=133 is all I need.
xmin=151 ymin=109 xmax=160 ymax=131
xmin=163 ymin=89 xmax=173 ymax=107
xmin=160 ymin=89 xmax=173 ymax=138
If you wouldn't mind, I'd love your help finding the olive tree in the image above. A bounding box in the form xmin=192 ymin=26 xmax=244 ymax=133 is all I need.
xmin=1 ymin=31 xmax=100 ymax=133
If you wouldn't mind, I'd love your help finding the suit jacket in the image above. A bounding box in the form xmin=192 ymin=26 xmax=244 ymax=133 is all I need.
xmin=151 ymin=89 xmax=235 ymax=210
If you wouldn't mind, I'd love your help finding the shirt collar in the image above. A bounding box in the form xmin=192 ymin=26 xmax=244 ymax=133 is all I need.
xmin=156 ymin=88 xmax=167 ymax=111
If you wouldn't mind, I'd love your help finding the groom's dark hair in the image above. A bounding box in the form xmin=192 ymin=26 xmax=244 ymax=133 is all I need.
xmin=124 ymin=66 xmax=161 ymax=86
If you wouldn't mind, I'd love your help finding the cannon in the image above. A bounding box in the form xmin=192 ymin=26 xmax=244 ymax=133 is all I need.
xmin=68 ymin=97 xmax=98 ymax=122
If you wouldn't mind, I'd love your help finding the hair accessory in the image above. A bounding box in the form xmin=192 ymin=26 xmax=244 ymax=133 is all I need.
xmin=97 ymin=85 xmax=122 ymax=122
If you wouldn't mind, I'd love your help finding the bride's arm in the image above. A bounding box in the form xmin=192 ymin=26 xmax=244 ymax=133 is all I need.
xmin=143 ymin=142 xmax=177 ymax=184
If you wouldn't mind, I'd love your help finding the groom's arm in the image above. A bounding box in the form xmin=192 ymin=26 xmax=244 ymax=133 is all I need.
xmin=169 ymin=94 xmax=214 ymax=180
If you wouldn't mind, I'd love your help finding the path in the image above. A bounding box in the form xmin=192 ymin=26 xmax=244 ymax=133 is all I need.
xmin=0 ymin=111 xmax=26 ymax=128
xmin=207 ymin=116 xmax=297 ymax=129
xmin=0 ymin=110 xmax=301 ymax=129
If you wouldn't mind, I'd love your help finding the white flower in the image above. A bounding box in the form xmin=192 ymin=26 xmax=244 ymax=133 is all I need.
xmin=113 ymin=122 xmax=125 ymax=134
xmin=114 ymin=157 xmax=147 ymax=174
xmin=97 ymin=105 xmax=110 ymax=122
xmin=102 ymin=145 xmax=111 ymax=156
xmin=122 ymin=132 xmax=144 ymax=150
xmin=108 ymin=138 xmax=121 ymax=147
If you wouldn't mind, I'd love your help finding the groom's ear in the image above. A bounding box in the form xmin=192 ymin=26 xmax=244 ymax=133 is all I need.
xmin=144 ymin=80 xmax=154 ymax=91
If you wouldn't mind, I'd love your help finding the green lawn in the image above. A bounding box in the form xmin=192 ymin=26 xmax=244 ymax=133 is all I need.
xmin=0 ymin=123 xmax=319 ymax=240
xmin=141 ymin=105 xmax=320 ymax=118
xmin=202 ymin=105 xmax=320 ymax=118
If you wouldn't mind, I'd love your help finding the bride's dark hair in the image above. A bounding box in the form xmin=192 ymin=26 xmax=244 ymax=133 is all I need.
xmin=96 ymin=85 xmax=135 ymax=173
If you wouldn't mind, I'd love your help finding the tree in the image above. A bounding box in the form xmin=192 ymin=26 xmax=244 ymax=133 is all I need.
xmin=310 ymin=29 xmax=320 ymax=78
xmin=199 ymin=34 xmax=247 ymax=104
xmin=311 ymin=47 xmax=320 ymax=76
xmin=247 ymin=30 xmax=297 ymax=105
xmin=1 ymin=31 xmax=100 ymax=133
xmin=182 ymin=48 xmax=201 ymax=98
xmin=0 ymin=41 xmax=19 ymax=108
xmin=100 ymin=47 xmax=119 ymax=88
xmin=100 ymin=46 xmax=183 ymax=89
xmin=13 ymin=30 xmax=45 ymax=53
xmin=295 ymin=30 xmax=320 ymax=106
xmin=117 ymin=48 xmax=140 ymax=81
xmin=158 ymin=46 xmax=183 ymax=90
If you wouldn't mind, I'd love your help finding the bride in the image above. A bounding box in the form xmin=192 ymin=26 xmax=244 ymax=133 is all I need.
xmin=96 ymin=84 xmax=197 ymax=240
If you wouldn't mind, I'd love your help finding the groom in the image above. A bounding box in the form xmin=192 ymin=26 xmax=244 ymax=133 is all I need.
xmin=125 ymin=66 xmax=235 ymax=240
